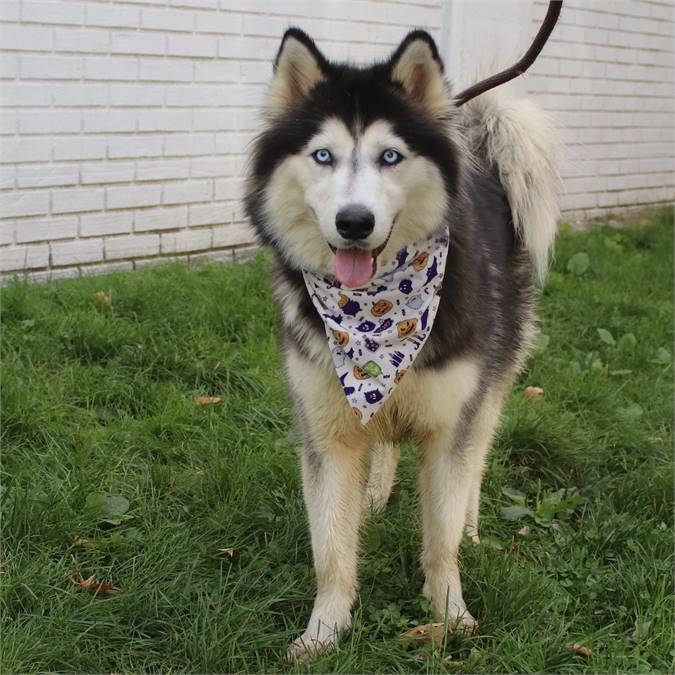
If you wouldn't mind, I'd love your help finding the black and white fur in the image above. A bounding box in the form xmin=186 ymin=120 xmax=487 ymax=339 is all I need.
xmin=245 ymin=28 xmax=560 ymax=659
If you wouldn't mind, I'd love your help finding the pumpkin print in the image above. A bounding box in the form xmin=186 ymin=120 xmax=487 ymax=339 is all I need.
xmin=397 ymin=318 xmax=418 ymax=337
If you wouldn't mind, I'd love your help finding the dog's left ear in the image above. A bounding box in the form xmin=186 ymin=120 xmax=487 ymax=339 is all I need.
xmin=268 ymin=28 xmax=330 ymax=116
xmin=388 ymin=30 xmax=450 ymax=117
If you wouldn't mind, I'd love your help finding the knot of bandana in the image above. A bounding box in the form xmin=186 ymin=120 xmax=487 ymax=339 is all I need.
xmin=302 ymin=230 xmax=449 ymax=425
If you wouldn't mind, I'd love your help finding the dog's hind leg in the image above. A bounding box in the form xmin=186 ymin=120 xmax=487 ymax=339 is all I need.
xmin=465 ymin=371 xmax=523 ymax=544
xmin=465 ymin=472 xmax=483 ymax=545
xmin=288 ymin=436 xmax=368 ymax=661
xmin=364 ymin=442 xmax=400 ymax=515
xmin=464 ymin=431 xmax=496 ymax=546
xmin=464 ymin=388 xmax=507 ymax=544
xmin=418 ymin=432 xmax=478 ymax=633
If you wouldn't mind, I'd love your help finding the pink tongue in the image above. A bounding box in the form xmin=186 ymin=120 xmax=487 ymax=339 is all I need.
xmin=333 ymin=248 xmax=374 ymax=288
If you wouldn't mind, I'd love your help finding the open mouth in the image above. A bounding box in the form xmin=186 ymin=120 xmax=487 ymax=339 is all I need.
xmin=328 ymin=227 xmax=393 ymax=288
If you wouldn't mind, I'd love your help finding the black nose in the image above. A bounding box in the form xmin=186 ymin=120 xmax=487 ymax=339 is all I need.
xmin=335 ymin=205 xmax=375 ymax=241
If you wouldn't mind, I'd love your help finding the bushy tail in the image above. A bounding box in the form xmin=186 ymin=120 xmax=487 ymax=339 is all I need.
xmin=461 ymin=90 xmax=561 ymax=282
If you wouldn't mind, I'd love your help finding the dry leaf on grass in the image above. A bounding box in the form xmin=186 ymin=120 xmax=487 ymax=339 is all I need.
xmin=94 ymin=291 xmax=111 ymax=305
xmin=566 ymin=643 xmax=593 ymax=657
xmin=523 ymin=386 xmax=545 ymax=403
xmin=194 ymin=396 xmax=222 ymax=405
xmin=517 ymin=526 xmax=531 ymax=537
xmin=70 ymin=536 xmax=93 ymax=549
xmin=647 ymin=436 xmax=666 ymax=447
xmin=400 ymin=623 xmax=454 ymax=645
xmin=216 ymin=547 xmax=237 ymax=557
xmin=70 ymin=572 xmax=120 ymax=595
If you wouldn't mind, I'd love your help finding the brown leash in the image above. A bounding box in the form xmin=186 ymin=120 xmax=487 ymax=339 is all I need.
xmin=454 ymin=0 xmax=563 ymax=106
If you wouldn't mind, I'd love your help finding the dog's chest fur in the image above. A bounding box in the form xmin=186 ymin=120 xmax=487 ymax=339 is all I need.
xmin=272 ymin=160 xmax=536 ymax=441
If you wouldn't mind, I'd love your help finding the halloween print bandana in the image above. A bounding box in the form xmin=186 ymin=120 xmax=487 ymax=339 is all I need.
xmin=302 ymin=229 xmax=449 ymax=425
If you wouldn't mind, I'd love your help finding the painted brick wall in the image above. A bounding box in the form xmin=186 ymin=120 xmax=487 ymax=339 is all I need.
xmin=527 ymin=0 xmax=675 ymax=218
xmin=444 ymin=0 xmax=674 ymax=220
xmin=0 ymin=0 xmax=673 ymax=280
xmin=0 ymin=0 xmax=443 ymax=280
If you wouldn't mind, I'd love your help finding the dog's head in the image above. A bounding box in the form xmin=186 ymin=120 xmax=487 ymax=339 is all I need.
xmin=246 ymin=28 xmax=463 ymax=288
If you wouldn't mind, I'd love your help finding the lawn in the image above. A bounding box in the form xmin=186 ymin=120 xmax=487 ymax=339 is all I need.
xmin=1 ymin=209 xmax=673 ymax=674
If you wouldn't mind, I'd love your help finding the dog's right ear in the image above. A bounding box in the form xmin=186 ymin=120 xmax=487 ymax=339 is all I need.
xmin=268 ymin=28 xmax=329 ymax=116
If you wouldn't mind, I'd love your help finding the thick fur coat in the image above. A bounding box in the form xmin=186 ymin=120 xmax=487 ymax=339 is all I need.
xmin=245 ymin=28 xmax=560 ymax=659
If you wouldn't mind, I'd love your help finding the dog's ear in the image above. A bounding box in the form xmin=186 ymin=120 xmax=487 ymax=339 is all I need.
xmin=268 ymin=28 xmax=329 ymax=115
xmin=388 ymin=30 xmax=450 ymax=117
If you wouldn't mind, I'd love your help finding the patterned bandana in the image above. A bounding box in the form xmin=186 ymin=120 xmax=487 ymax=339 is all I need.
xmin=302 ymin=229 xmax=449 ymax=425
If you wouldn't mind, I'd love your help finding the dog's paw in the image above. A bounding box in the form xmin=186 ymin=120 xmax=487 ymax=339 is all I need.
xmin=286 ymin=634 xmax=332 ymax=662
xmin=287 ymin=625 xmax=340 ymax=662
xmin=449 ymin=611 xmax=478 ymax=636
xmin=286 ymin=615 xmax=347 ymax=662
xmin=423 ymin=582 xmax=477 ymax=636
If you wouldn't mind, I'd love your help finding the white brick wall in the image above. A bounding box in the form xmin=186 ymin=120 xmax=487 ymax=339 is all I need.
xmin=526 ymin=0 xmax=675 ymax=219
xmin=0 ymin=0 xmax=443 ymax=279
xmin=444 ymin=0 xmax=674 ymax=221
xmin=0 ymin=0 xmax=672 ymax=279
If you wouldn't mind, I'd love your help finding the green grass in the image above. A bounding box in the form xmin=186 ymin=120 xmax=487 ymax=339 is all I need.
xmin=2 ymin=209 xmax=673 ymax=674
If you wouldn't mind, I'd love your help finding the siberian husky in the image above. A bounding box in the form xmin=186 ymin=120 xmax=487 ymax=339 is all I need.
xmin=245 ymin=27 xmax=560 ymax=659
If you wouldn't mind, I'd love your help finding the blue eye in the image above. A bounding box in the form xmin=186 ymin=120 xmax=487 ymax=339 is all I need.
xmin=312 ymin=148 xmax=333 ymax=165
xmin=380 ymin=148 xmax=404 ymax=166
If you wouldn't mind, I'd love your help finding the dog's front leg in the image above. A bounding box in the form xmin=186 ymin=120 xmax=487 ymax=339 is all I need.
xmin=418 ymin=432 xmax=478 ymax=633
xmin=288 ymin=437 xmax=367 ymax=660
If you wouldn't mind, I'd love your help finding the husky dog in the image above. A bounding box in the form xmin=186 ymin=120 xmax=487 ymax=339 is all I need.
xmin=245 ymin=28 xmax=559 ymax=659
